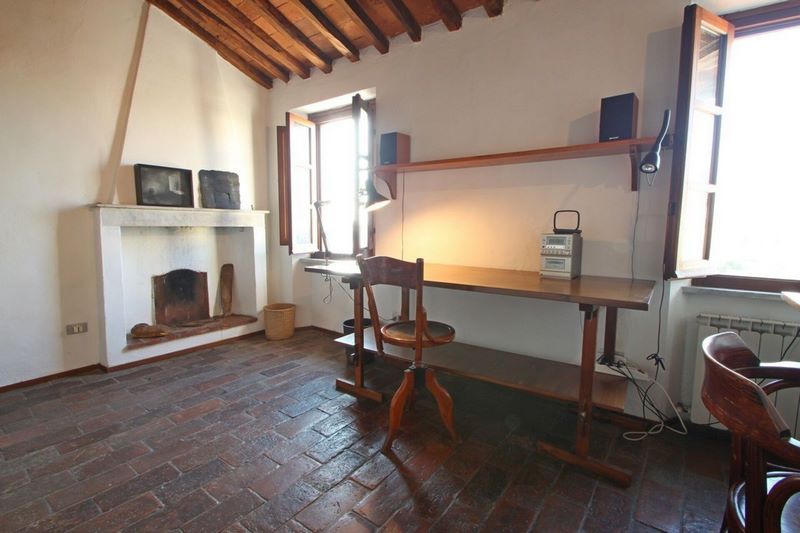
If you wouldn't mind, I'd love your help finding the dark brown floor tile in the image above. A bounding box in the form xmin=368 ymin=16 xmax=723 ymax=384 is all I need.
xmin=634 ymin=478 xmax=684 ymax=533
xmin=73 ymin=442 xmax=150 ymax=480
xmin=172 ymin=433 xmax=241 ymax=472
xmin=0 ymin=468 xmax=29 ymax=495
xmin=530 ymin=493 xmax=586 ymax=532
xmin=249 ymin=454 xmax=321 ymax=500
xmin=72 ymin=492 xmax=162 ymax=533
xmin=267 ymin=429 xmax=326 ymax=464
xmin=304 ymin=449 xmax=366 ymax=492
xmin=275 ymin=409 xmax=330 ymax=438
xmin=295 ymin=479 xmax=368 ymax=530
xmin=220 ymin=429 xmax=286 ymax=467
xmin=307 ymin=425 xmax=362 ymax=464
xmin=327 ymin=511 xmax=376 ymax=533
xmin=204 ymin=455 xmax=280 ymax=501
xmin=457 ymin=463 xmax=512 ymax=513
xmin=242 ymin=482 xmax=320 ymax=532
xmin=47 ymin=463 xmax=137 ymax=511
xmin=1 ymin=425 xmax=81 ymax=459
xmin=122 ymin=489 xmax=216 ymax=532
xmin=353 ymin=470 xmax=415 ymax=525
xmin=552 ymin=465 xmax=598 ymax=506
xmin=480 ymin=498 xmax=536 ymax=533
xmin=170 ymin=397 xmax=227 ymax=424
xmin=405 ymin=466 xmax=466 ymax=523
xmin=0 ymin=470 xmax=75 ymax=514
xmin=155 ymin=458 xmax=231 ymax=505
xmin=313 ymin=409 xmax=359 ymax=437
xmin=94 ymin=462 xmax=180 ymax=511
xmin=0 ymin=499 xmax=50 ymax=531
xmin=583 ymin=486 xmax=633 ymax=532
xmin=21 ymin=499 xmax=101 ymax=532
xmin=429 ymin=500 xmax=483 ymax=533
xmin=128 ymin=438 xmax=193 ymax=474
xmin=350 ymin=450 xmax=397 ymax=489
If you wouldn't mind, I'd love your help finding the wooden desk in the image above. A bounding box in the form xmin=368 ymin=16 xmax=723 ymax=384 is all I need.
xmin=304 ymin=261 xmax=655 ymax=486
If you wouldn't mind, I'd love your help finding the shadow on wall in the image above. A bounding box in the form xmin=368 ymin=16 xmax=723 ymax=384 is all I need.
xmin=95 ymin=2 xmax=150 ymax=206
xmin=56 ymin=207 xmax=102 ymax=372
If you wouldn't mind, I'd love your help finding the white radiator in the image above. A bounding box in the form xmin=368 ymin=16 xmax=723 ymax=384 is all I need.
xmin=691 ymin=314 xmax=800 ymax=433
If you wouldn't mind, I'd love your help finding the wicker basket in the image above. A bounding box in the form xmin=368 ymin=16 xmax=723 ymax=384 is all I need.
xmin=264 ymin=303 xmax=296 ymax=340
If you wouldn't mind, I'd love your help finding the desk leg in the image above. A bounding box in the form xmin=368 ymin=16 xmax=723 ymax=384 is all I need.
xmin=538 ymin=304 xmax=632 ymax=488
xmin=335 ymin=280 xmax=383 ymax=402
xmin=599 ymin=307 xmax=618 ymax=365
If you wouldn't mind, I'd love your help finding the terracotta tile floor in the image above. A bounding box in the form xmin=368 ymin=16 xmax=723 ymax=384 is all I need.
xmin=0 ymin=329 xmax=729 ymax=532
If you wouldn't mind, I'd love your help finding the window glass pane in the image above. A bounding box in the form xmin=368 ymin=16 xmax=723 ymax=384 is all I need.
xmin=319 ymin=118 xmax=355 ymax=254
xmin=291 ymin=122 xmax=311 ymax=165
xmin=291 ymin=167 xmax=312 ymax=246
xmin=678 ymin=190 xmax=709 ymax=264
xmin=359 ymin=169 xmax=369 ymax=249
xmin=685 ymin=110 xmax=716 ymax=187
xmin=712 ymin=25 xmax=800 ymax=279
xmin=697 ymin=25 xmax=722 ymax=106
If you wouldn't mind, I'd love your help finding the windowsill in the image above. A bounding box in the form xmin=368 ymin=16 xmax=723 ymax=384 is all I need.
xmin=298 ymin=257 xmax=356 ymax=267
xmin=682 ymin=285 xmax=784 ymax=302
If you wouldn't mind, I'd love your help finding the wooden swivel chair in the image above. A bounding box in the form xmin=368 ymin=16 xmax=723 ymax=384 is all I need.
xmin=357 ymin=255 xmax=458 ymax=452
xmin=702 ymin=331 xmax=800 ymax=532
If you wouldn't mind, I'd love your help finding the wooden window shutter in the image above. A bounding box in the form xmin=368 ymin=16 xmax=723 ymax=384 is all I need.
xmin=277 ymin=125 xmax=290 ymax=247
xmin=280 ymin=112 xmax=318 ymax=255
xmin=663 ymin=4 xmax=734 ymax=279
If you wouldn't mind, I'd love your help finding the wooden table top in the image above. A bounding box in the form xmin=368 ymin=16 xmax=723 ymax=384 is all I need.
xmin=305 ymin=261 xmax=655 ymax=311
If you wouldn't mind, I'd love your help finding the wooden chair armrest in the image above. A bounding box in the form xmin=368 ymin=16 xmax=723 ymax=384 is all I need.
xmin=740 ymin=362 xmax=800 ymax=383
xmin=764 ymin=474 xmax=800 ymax=532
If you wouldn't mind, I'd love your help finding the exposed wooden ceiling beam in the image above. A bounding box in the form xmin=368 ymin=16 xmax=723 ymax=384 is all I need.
xmin=241 ymin=0 xmax=333 ymax=74
xmin=482 ymin=0 xmax=503 ymax=17
xmin=149 ymin=0 xmax=273 ymax=88
xmin=431 ymin=0 xmax=462 ymax=31
xmin=330 ymin=0 xmax=389 ymax=54
xmin=166 ymin=0 xmax=291 ymax=82
xmin=382 ymin=0 xmax=421 ymax=42
xmin=200 ymin=0 xmax=310 ymax=79
xmin=288 ymin=0 xmax=360 ymax=62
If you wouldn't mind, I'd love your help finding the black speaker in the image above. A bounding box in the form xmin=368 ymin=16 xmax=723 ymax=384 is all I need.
xmin=379 ymin=132 xmax=410 ymax=165
xmin=599 ymin=93 xmax=638 ymax=142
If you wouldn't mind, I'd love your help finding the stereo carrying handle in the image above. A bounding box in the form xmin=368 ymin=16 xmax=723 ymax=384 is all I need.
xmin=553 ymin=210 xmax=581 ymax=234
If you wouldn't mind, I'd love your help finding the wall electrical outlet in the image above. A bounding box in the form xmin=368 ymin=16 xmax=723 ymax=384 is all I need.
xmin=65 ymin=322 xmax=88 ymax=335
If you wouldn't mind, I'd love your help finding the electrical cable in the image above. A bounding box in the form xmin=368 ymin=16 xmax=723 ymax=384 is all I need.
xmin=780 ymin=326 xmax=800 ymax=361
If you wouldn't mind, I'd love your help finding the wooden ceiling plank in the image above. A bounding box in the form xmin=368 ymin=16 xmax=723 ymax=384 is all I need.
xmin=149 ymin=0 xmax=273 ymax=88
xmin=168 ymin=0 xmax=291 ymax=82
xmin=242 ymin=0 xmax=333 ymax=73
xmin=482 ymin=0 xmax=503 ymax=17
xmin=330 ymin=0 xmax=389 ymax=53
xmin=200 ymin=0 xmax=310 ymax=78
xmin=382 ymin=0 xmax=421 ymax=42
xmin=288 ymin=0 xmax=360 ymax=62
xmin=431 ymin=0 xmax=461 ymax=30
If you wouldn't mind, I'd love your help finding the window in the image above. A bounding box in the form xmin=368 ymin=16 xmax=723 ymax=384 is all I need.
xmin=664 ymin=2 xmax=800 ymax=291
xmin=278 ymin=94 xmax=376 ymax=257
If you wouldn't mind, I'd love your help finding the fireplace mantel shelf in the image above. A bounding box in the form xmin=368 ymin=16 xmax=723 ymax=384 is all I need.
xmin=94 ymin=203 xmax=269 ymax=228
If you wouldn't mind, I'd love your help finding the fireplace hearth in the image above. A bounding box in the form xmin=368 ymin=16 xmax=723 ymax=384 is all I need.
xmin=126 ymin=263 xmax=256 ymax=350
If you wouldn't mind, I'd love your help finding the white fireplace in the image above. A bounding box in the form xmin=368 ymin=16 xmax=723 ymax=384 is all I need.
xmin=94 ymin=204 xmax=268 ymax=368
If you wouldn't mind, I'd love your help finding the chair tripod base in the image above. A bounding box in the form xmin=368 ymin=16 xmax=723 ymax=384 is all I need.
xmin=382 ymin=365 xmax=459 ymax=453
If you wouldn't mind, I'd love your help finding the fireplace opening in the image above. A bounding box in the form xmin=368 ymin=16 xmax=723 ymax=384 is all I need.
xmin=126 ymin=264 xmax=256 ymax=350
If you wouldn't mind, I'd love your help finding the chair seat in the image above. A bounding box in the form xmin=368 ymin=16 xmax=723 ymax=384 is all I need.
xmin=381 ymin=320 xmax=455 ymax=348
xmin=732 ymin=472 xmax=800 ymax=531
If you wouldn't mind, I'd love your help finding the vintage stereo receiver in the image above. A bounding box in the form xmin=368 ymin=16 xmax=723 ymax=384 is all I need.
xmin=540 ymin=210 xmax=582 ymax=279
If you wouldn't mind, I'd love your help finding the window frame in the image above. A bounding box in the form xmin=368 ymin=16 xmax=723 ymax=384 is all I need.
xmin=277 ymin=97 xmax=377 ymax=259
xmin=665 ymin=1 xmax=800 ymax=291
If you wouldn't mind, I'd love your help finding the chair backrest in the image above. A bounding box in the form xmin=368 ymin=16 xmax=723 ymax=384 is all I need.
xmin=701 ymin=331 xmax=791 ymax=446
xmin=357 ymin=255 xmax=424 ymax=354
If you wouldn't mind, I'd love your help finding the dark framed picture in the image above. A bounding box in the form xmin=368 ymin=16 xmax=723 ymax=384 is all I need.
xmin=133 ymin=164 xmax=193 ymax=207
xmin=199 ymin=170 xmax=241 ymax=209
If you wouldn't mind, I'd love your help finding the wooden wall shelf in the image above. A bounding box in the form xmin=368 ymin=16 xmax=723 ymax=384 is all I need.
xmin=374 ymin=136 xmax=666 ymax=194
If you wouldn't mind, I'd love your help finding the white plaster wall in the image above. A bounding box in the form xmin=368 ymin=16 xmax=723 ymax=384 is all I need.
xmin=265 ymin=0 xmax=686 ymax=409
xmin=0 ymin=0 xmax=268 ymax=387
